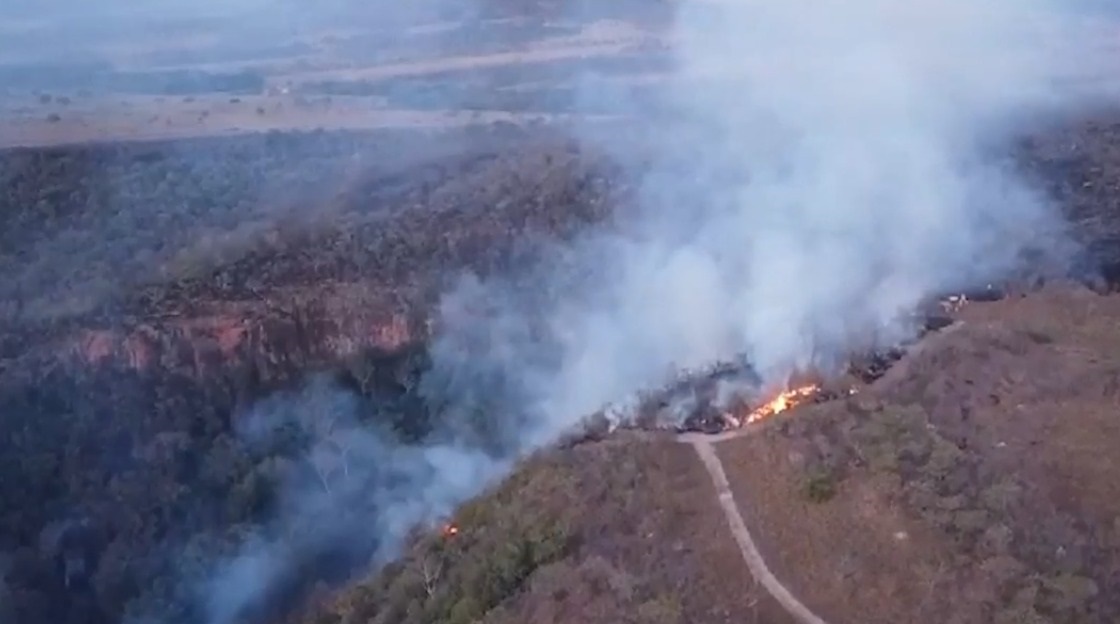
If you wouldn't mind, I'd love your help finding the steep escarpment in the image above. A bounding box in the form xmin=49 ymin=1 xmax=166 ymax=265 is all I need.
xmin=6 ymin=111 xmax=1120 ymax=624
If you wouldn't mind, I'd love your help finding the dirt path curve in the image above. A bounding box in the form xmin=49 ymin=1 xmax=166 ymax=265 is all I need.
xmin=688 ymin=438 xmax=830 ymax=624
xmin=653 ymin=322 xmax=970 ymax=622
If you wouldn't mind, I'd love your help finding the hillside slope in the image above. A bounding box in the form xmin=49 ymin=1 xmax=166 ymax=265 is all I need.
xmin=295 ymin=436 xmax=795 ymax=624
xmin=7 ymin=113 xmax=1120 ymax=624
xmin=721 ymin=284 xmax=1120 ymax=623
xmin=296 ymin=284 xmax=1120 ymax=624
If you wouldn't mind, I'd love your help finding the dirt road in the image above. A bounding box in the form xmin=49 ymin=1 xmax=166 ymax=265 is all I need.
xmin=688 ymin=437 xmax=830 ymax=624
xmin=676 ymin=321 xmax=972 ymax=624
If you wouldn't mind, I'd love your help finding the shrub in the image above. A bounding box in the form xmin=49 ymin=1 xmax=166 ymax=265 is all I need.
xmin=802 ymin=468 xmax=838 ymax=503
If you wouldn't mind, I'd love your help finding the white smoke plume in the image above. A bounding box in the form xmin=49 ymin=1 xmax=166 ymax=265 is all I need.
xmin=128 ymin=1 xmax=1120 ymax=620
xmin=427 ymin=0 xmax=1119 ymax=436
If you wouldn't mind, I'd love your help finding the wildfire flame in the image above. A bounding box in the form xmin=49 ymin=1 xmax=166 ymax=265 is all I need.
xmin=745 ymin=384 xmax=821 ymax=424
xmin=441 ymin=523 xmax=459 ymax=538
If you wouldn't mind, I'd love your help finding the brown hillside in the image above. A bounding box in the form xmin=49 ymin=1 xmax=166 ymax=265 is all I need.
xmin=719 ymin=283 xmax=1120 ymax=624
xmin=293 ymin=284 xmax=1120 ymax=624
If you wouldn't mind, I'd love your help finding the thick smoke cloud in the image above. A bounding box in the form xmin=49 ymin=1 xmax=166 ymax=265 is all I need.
xmin=122 ymin=0 xmax=1119 ymax=620
xmin=428 ymin=0 xmax=1120 ymax=434
xmin=201 ymin=380 xmax=507 ymax=624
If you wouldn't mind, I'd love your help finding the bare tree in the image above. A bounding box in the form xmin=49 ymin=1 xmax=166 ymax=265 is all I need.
xmin=305 ymin=401 xmax=362 ymax=493
xmin=420 ymin=555 xmax=444 ymax=597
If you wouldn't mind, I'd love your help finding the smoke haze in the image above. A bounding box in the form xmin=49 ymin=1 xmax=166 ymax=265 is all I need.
xmin=25 ymin=0 xmax=1118 ymax=621
xmin=203 ymin=380 xmax=508 ymax=624
xmin=0 ymin=0 xmax=481 ymax=323
xmin=195 ymin=0 xmax=1120 ymax=620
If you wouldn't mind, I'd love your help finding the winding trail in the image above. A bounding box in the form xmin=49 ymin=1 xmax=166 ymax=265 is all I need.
xmin=671 ymin=323 xmax=968 ymax=623
xmin=685 ymin=436 xmax=829 ymax=624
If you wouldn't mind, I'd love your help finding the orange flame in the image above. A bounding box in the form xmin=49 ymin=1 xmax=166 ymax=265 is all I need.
xmin=745 ymin=384 xmax=820 ymax=424
xmin=441 ymin=523 xmax=459 ymax=538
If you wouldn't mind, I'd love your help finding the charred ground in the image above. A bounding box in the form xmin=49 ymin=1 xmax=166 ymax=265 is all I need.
xmin=3 ymin=111 xmax=1120 ymax=624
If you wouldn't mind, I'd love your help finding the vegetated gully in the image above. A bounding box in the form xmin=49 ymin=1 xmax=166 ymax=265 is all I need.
xmin=3 ymin=120 xmax=1119 ymax=623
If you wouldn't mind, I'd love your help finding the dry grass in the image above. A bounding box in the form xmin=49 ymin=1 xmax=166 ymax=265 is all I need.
xmin=716 ymin=284 xmax=1120 ymax=624
xmin=718 ymin=409 xmax=978 ymax=624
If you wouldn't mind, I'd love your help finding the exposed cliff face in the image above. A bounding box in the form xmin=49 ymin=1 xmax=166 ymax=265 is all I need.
xmin=11 ymin=114 xmax=1120 ymax=388
xmin=0 ymin=125 xmax=626 ymax=387
xmin=0 ymin=126 xmax=627 ymax=624
xmin=63 ymin=296 xmax=417 ymax=378
xmin=6 ymin=110 xmax=1120 ymax=624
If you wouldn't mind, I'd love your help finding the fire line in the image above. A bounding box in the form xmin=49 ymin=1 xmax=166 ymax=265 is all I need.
xmin=745 ymin=384 xmax=821 ymax=424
